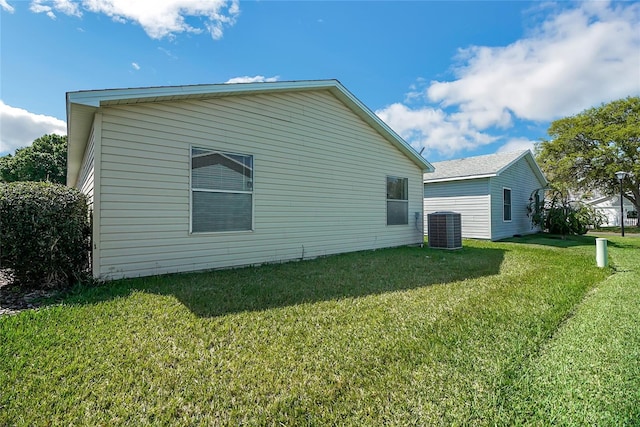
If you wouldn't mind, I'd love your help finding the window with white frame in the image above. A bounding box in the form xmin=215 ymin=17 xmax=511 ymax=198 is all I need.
xmin=503 ymin=188 xmax=512 ymax=221
xmin=387 ymin=176 xmax=408 ymax=225
xmin=191 ymin=147 xmax=253 ymax=233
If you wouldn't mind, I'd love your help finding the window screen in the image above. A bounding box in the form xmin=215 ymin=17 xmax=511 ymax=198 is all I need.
xmin=387 ymin=176 xmax=408 ymax=225
xmin=503 ymin=188 xmax=512 ymax=221
xmin=191 ymin=148 xmax=253 ymax=232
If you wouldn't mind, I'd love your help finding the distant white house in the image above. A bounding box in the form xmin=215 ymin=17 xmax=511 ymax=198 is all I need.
xmin=66 ymin=80 xmax=434 ymax=280
xmin=585 ymin=194 xmax=637 ymax=226
xmin=423 ymin=150 xmax=548 ymax=241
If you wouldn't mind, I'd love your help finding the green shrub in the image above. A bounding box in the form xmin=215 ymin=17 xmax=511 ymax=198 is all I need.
xmin=528 ymin=188 xmax=604 ymax=236
xmin=0 ymin=182 xmax=91 ymax=289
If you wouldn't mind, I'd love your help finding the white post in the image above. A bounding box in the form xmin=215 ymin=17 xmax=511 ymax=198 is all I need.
xmin=596 ymin=238 xmax=608 ymax=268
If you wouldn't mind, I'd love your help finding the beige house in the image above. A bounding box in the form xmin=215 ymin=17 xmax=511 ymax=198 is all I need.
xmin=67 ymin=80 xmax=434 ymax=279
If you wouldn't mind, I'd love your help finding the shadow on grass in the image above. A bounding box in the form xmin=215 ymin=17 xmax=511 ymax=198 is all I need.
xmin=63 ymin=245 xmax=505 ymax=318
xmin=589 ymin=232 xmax=640 ymax=248
xmin=499 ymin=233 xmax=597 ymax=248
xmin=591 ymin=226 xmax=640 ymax=235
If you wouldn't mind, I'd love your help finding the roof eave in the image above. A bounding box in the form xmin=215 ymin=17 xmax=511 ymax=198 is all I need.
xmin=424 ymin=173 xmax=496 ymax=183
xmin=327 ymin=84 xmax=434 ymax=172
xmin=496 ymin=150 xmax=547 ymax=187
xmin=66 ymin=95 xmax=98 ymax=187
xmin=68 ymin=80 xmax=342 ymax=108
xmin=66 ymin=80 xmax=435 ymax=185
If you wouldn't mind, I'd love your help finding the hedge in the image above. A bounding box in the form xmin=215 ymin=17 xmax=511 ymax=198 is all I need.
xmin=0 ymin=182 xmax=91 ymax=289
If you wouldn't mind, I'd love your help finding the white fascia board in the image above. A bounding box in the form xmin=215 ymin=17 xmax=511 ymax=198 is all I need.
xmin=329 ymin=84 xmax=434 ymax=172
xmin=67 ymin=80 xmax=340 ymax=107
xmin=424 ymin=174 xmax=496 ymax=184
xmin=66 ymin=79 xmax=435 ymax=178
xmin=494 ymin=150 xmax=548 ymax=187
xmin=66 ymin=80 xmax=340 ymax=186
xmin=494 ymin=150 xmax=529 ymax=176
xmin=66 ymin=102 xmax=97 ymax=186
xmin=528 ymin=155 xmax=548 ymax=187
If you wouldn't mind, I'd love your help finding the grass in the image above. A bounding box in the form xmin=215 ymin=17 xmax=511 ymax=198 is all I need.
xmin=501 ymin=234 xmax=640 ymax=426
xmin=1 ymin=235 xmax=637 ymax=426
xmin=591 ymin=225 xmax=640 ymax=234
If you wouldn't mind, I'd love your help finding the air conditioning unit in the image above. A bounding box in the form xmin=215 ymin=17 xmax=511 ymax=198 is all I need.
xmin=427 ymin=212 xmax=462 ymax=250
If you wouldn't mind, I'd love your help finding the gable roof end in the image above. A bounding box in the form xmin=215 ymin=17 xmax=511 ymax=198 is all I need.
xmin=423 ymin=150 xmax=547 ymax=185
xmin=66 ymin=79 xmax=434 ymax=186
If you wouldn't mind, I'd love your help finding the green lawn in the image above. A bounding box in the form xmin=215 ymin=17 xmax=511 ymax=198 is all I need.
xmin=1 ymin=235 xmax=638 ymax=426
xmin=590 ymin=225 xmax=640 ymax=234
xmin=502 ymin=235 xmax=640 ymax=426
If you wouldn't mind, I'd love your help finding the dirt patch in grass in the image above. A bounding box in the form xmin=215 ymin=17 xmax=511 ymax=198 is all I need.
xmin=0 ymin=269 xmax=59 ymax=316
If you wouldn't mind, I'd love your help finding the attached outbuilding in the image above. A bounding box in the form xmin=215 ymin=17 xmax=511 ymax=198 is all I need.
xmin=67 ymin=79 xmax=434 ymax=280
xmin=423 ymin=150 xmax=547 ymax=241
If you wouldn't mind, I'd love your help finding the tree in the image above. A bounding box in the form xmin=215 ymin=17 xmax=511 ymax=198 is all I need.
xmin=528 ymin=188 xmax=605 ymax=236
xmin=0 ymin=134 xmax=67 ymax=184
xmin=536 ymin=96 xmax=639 ymax=225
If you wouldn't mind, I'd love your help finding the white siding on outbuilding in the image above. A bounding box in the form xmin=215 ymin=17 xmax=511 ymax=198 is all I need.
xmin=587 ymin=195 xmax=636 ymax=226
xmin=76 ymin=126 xmax=96 ymax=208
xmin=423 ymin=179 xmax=491 ymax=239
xmin=423 ymin=150 xmax=547 ymax=241
xmin=489 ymin=155 xmax=542 ymax=240
xmin=74 ymin=87 xmax=427 ymax=279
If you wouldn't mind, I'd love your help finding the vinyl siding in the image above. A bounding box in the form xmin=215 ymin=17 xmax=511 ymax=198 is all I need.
xmin=76 ymin=126 xmax=96 ymax=207
xmin=74 ymin=116 xmax=102 ymax=275
xmin=489 ymin=156 xmax=545 ymax=240
xmin=423 ymin=179 xmax=491 ymax=239
xmin=589 ymin=196 xmax=636 ymax=226
xmin=96 ymin=90 xmax=423 ymax=279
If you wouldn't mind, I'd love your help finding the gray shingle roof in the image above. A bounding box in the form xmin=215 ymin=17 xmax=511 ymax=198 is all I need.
xmin=424 ymin=150 xmax=534 ymax=182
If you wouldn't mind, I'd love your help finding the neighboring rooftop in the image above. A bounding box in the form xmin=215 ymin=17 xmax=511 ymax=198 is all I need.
xmin=423 ymin=150 xmax=546 ymax=183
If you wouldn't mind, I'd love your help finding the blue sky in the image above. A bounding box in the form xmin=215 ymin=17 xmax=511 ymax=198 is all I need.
xmin=1 ymin=0 xmax=639 ymax=163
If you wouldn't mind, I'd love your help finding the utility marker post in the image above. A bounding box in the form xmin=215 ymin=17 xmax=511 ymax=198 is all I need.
xmin=596 ymin=238 xmax=608 ymax=268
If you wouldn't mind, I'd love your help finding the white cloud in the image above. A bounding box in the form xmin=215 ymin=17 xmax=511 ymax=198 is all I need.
xmin=30 ymin=0 xmax=81 ymax=18
xmin=158 ymin=47 xmax=177 ymax=60
xmin=28 ymin=0 xmax=240 ymax=40
xmin=497 ymin=138 xmax=536 ymax=155
xmin=427 ymin=1 xmax=640 ymax=125
xmin=1 ymin=0 xmax=15 ymax=13
xmin=376 ymin=103 xmax=496 ymax=158
xmin=131 ymin=62 xmax=140 ymax=70
xmin=0 ymin=101 xmax=66 ymax=155
xmin=225 ymin=75 xmax=280 ymax=84
xmin=378 ymin=1 xmax=640 ymax=158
